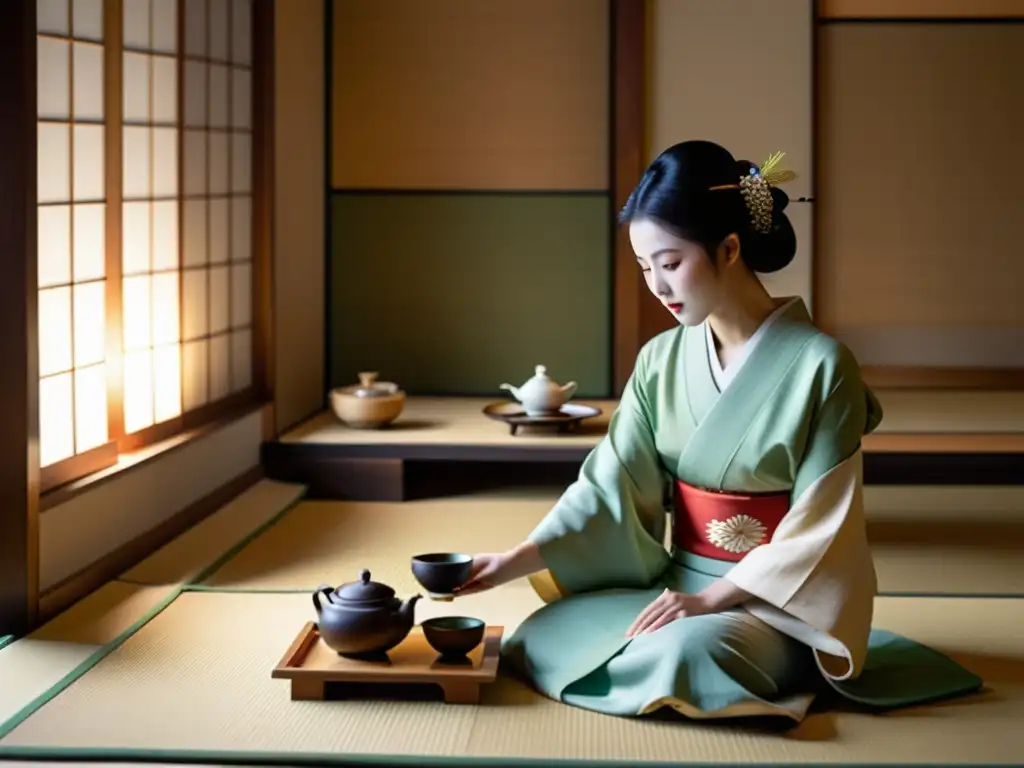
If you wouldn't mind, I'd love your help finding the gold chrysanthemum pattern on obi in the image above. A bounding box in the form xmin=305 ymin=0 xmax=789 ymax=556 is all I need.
xmin=705 ymin=514 xmax=768 ymax=554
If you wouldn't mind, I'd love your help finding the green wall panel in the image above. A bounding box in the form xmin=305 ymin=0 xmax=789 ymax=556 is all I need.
xmin=329 ymin=192 xmax=611 ymax=397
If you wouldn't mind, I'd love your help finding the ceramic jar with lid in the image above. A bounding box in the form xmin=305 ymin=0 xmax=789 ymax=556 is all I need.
xmin=329 ymin=371 xmax=405 ymax=428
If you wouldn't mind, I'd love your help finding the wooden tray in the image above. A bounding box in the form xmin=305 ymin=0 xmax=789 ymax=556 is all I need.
xmin=482 ymin=401 xmax=602 ymax=435
xmin=272 ymin=622 xmax=503 ymax=704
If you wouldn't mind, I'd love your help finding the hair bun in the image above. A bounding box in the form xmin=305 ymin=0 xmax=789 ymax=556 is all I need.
xmin=741 ymin=187 xmax=797 ymax=273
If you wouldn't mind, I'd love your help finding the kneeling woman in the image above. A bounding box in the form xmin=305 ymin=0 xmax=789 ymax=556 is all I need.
xmin=452 ymin=140 xmax=982 ymax=722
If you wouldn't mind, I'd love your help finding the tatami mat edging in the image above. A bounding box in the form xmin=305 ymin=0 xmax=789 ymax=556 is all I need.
xmin=0 ymin=635 xmax=13 ymax=652
xmin=0 ymin=746 xmax=1014 ymax=768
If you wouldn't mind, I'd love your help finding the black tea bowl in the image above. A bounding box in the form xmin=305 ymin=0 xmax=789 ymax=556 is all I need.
xmin=410 ymin=552 xmax=473 ymax=595
xmin=421 ymin=616 xmax=486 ymax=659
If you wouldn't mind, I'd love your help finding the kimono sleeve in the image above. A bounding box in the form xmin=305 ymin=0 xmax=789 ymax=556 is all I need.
xmin=527 ymin=344 xmax=671 ymax=598
xmin=723 ymin=342 xmax=882 ymax=680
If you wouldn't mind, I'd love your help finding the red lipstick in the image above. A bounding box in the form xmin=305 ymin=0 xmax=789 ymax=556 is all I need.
xmin=667 ymin=303 xmax=683 ymax=313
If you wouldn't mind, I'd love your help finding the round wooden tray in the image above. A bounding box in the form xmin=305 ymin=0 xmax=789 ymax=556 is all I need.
xmin=482 ymin=402 xmax=603 ymax=436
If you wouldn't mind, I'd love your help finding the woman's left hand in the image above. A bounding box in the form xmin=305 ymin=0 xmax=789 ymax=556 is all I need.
xmin=626 ymin=588 xmax=710 ymax=637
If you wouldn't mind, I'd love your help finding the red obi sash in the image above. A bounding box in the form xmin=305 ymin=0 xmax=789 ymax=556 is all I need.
xmin=671 ymin=481 xmax=790 ymax=562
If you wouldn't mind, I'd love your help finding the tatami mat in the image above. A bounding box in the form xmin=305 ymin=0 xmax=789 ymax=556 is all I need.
xmin=0 ymin=582 xmax=175 ymax=728
xmin=199 ymin=495 xmax=554 ymax=594
xmin=119 ymin=479 xmax=306 ymax=587
xmin=0 ymin=588 xmax=1020 ymax=765
xmin=29 ymin=581 xmax=174 ymax=646
xmin=871 ymin=389 xmax=1024 ymax=434
xmin=871 ymin=543 xmax=1024 ymax=595
xmin=0 ymin=641 xmax=98 ymax=730
xmin=863 ymin=485 xmax=1024 ymax=522
xmin=1 ymin=480 xmax=303 ymax=750
xmin=196 ymin=496 xmax=1024 ymax=597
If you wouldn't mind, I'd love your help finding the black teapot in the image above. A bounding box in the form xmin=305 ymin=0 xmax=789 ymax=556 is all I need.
xmin=312 ymin=569 xmax=421 ymax=659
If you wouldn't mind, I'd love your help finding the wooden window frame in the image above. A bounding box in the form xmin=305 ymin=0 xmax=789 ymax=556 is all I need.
xmin=1 ymin=0 xmax=40 ymax=638
xmin=36 ymin=0 xmax=275 ymax=495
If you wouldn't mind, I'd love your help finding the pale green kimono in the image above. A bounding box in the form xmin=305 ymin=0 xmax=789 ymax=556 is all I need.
xmin=501 ymin=299 xmax=982 ymax=721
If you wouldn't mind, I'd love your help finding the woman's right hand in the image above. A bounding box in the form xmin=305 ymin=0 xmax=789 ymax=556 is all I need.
xmin=453 ymin=540 xmax=547 ymax=597
xmin=452 ymin=552 xmax=511 ymax=597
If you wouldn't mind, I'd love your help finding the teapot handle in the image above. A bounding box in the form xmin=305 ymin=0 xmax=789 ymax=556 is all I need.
xmin=312 ymin=585 xmax=334 ymax=613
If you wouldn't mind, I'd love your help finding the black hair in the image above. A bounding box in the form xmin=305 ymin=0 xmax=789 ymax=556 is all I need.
xmin=618 ymin=140 xmax=797 ymax=274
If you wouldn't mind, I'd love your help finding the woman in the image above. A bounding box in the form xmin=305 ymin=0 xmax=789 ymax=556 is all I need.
xmin=452 ymin=140 xmax=982 ymax=722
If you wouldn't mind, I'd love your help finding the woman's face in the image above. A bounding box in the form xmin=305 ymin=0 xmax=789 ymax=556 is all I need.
xmin=629 ymin=218 xmax=729 ymax=327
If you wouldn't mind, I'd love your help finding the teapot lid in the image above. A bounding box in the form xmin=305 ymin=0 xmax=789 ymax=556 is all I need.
xmin=341 ymin=372 xmax=399 ymax=399
xmin=335 ymin=569 xmax=395 ymax=603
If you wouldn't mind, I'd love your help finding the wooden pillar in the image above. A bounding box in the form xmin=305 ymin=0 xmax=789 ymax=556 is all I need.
xmin=0 ymin=0 xmax=40 ymax=636
xmin=253 ymin=0 xmax=277 ymax=407
xmin=610 ymin=0 xmax=649 ymax=394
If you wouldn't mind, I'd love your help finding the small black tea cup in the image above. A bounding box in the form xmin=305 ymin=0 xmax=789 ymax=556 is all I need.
xmin=410 ymin=552 xmax=473 ymax=596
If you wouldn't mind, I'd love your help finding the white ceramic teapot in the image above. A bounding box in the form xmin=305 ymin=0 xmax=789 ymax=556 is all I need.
xmin=499 ymin=365 xmax=578 ymax=416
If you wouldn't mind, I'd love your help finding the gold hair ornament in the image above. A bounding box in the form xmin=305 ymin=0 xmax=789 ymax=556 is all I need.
xmin=709 ymin=151 xmax=798 ymax=234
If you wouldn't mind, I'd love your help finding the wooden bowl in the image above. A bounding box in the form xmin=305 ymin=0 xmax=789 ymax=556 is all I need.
xmin=330 ymin=371 xmax=405 ymax=429
xmin=421 ymin=616 xmax=485 ymax=659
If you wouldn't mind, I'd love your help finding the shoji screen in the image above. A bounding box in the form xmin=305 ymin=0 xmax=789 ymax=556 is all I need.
xmin=817 ymin=20 xmax=1024 ymax=386
xmin=35 ymin=0 xmax=260 ymax=490
xmin=36 ymin=0 xmax=114 ymax=476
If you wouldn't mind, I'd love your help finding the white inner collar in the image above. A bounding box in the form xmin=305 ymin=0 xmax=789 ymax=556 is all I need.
xmin=705 ymin=297 xmax=800 ymax=391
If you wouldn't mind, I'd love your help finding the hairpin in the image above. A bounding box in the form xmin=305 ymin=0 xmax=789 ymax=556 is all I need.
xmin=709 ymin=151 xmax=797 ymax=234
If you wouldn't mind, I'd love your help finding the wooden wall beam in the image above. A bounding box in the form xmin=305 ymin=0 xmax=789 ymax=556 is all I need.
xmin=819 ymin=0 xmax=1024 ymax=20
xmin=0 ymin=0 xmax=39 ymax=637
xmin=610 ymin=0 xmax=648 ymax=394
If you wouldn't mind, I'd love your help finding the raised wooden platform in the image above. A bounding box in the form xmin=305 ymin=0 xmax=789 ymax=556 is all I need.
xmin=263 ymin=396 xmax=1024 ymax=500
